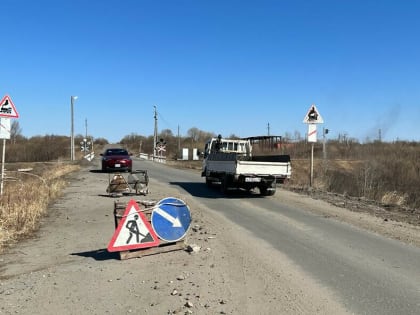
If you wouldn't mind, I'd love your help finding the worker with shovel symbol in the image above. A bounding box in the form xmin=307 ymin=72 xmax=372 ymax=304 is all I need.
xmin=125 ymin=214 xmax=145 ymax=244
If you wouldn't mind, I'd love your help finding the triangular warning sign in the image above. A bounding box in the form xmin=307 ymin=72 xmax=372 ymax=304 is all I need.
xmin=0 ymin=95 xmax=19 ymax=118
xmin=107 ymin=199 xmax=160 ymax=252
xmin=303 ymin=104 xmax=323 ymax=124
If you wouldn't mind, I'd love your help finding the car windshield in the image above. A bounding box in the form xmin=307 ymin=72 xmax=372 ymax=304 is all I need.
xmin=106 ymin=149 xmax=129 ymax=156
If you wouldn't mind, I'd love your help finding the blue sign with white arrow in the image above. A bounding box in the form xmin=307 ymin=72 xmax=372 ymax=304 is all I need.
xmin=151 ymin=197 xmax=192 ymax=242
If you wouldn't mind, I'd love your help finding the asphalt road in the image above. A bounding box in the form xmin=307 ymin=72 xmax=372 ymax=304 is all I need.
xmin=139 ymin=159 xmax=420 ymax=315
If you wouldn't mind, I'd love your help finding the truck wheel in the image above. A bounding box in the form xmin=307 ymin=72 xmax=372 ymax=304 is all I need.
xmin=260 ymin=184 xmax=276 ymax=196
xmin=220 ymin=176 xmax=229 ymax=194
xmin=259 ymin=186 xmax=268 ymax=196
xmin=266 ymin=188 xmax=276 ymax=196
xmin=205 ymin=177 xmax=212 ymax=187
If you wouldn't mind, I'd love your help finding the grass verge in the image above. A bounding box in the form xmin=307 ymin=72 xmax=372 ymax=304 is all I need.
xmin=0 ymin=162 xmax=80 ymax=253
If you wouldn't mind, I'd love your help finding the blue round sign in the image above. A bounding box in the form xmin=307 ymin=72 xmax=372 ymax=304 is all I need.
xmin=151 ymin=197 xmax=192 ymax=242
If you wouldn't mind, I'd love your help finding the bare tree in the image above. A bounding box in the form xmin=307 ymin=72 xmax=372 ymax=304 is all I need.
xmin=160 ymin=129 xmax=174 ymax=139
xmin=187 ymin=127 xmax=200 ymax=142
xmin=283 ymin=132 xmax=292 ymax=141
xmin=10 ymin=120 xmax=22 ymax=144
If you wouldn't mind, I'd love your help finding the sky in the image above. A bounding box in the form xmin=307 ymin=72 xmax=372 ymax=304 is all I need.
xmin=1 ymin=0 xmax=420 ymax=144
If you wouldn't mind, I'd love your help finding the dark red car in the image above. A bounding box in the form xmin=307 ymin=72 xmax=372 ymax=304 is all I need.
xmin=100 ymin=148 xmax=132 ymax=172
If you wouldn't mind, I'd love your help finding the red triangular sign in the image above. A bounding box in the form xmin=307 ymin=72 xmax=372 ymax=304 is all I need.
xmin=0 ymin=95 xmax=19 ymax=118
xmin=107 ymin=199 xmax=160 ymax=252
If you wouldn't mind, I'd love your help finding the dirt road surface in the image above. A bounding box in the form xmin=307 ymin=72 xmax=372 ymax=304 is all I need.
xmin=0 ymin=163 xmax=419 ymax=314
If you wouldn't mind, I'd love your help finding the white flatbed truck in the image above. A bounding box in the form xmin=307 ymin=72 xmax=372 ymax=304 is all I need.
xmin=201 ymin=136 xmax=292 ymax=196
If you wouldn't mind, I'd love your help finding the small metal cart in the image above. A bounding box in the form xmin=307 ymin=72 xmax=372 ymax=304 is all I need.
xmin=106 ymin=170 xmax=149 ymax=197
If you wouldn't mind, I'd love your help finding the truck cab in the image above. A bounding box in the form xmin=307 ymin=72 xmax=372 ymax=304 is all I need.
xmin=202 ymin=136 xmax=251 ymax=178
xmin=203 ymin=136 xmax=251 ymax=158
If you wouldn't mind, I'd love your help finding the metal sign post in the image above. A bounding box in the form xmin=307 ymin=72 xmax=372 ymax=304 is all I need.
xmin=0 ymin=118 xmax=11 ymax=195
xmin=310 ymin=142 xmax=314 ymax=187
xmin=303 ymin=104 xmax=324 ymax=187
xmin=0 ymin=117 xmax=10 ymax=196
xmin=0 ymin=96 xmax=18 ymax=196
xmin=1 ymin=138 xmax=6 ymax=196
xmin=308 ymin=124 xmax=317 ymax=186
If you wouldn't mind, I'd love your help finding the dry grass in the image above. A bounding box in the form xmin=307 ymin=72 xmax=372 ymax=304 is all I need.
xmin=0 ymin=162 xmax=80 ymax=253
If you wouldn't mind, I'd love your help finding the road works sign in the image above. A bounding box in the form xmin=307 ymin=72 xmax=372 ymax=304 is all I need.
xmin=303 ymin=104 xmax=323 ymax=124
xmin=151 ymin=197 xmax=191 ymax=242
xmin=0 ymin=95 xmax=19 ymax=118
xmin=107 ymin=199 xmax=160 ymax=252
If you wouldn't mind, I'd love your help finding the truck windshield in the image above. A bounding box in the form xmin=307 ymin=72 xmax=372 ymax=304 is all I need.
xmin=209 ymin=139 xmax=249 ymax=154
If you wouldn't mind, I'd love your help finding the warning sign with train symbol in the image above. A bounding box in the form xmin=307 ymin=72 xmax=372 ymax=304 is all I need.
xmin=303 ymin=104 xmax=323 ymax=124
xmin=0 ymin=95 xmax=19 ymax=118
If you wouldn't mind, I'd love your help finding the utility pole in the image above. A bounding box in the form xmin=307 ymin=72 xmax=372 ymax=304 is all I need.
xmin=153 ymin=106 xmax=158 ymax=161
xmin=267 ymin=122 xmax=270 ymax=136
xmin=323 ymin=127 xmax=329 ymax=160
xmin=70 ymin=96 xmax=78 ymax=161
xmin=178 ymin=125 xmax=180 ymax=158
